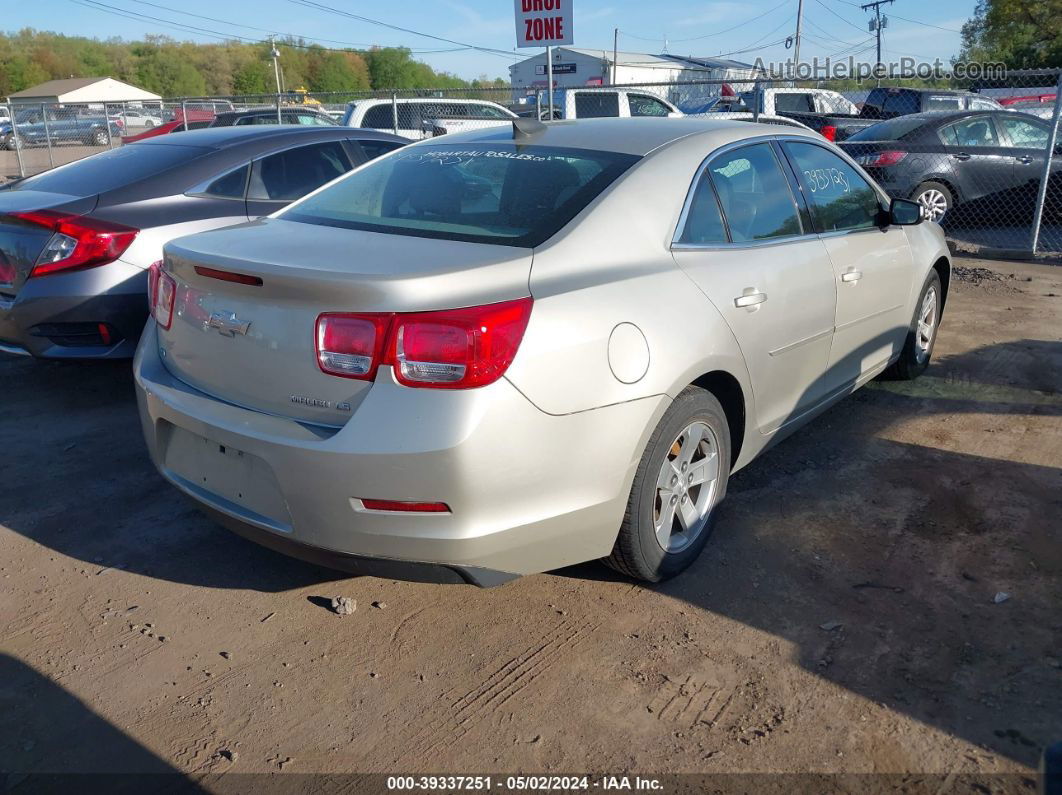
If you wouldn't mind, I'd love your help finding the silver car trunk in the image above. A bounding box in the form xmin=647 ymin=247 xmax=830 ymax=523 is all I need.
xmin=158 ymin=217 xmax=533 ymax=426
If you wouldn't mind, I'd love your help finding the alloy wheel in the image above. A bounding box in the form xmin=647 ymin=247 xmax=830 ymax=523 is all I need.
xmin=917 ymin=189 xmax=948 ymax=222
xmin=653 ymin=421 xmax=721 ymax=553
xmin=915 ymin=287 xmax=937 ymax=363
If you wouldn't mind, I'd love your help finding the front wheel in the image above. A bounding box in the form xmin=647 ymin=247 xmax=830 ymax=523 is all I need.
xmin=884 ymin=270 xmax=942 ymax=380
xmin=5 ymin=134 xmax=21 ymax=151
xmin=92 ymin=128 xmax=108 ymax=146
xmin=604 ymin=386 xmax=731 ymax=582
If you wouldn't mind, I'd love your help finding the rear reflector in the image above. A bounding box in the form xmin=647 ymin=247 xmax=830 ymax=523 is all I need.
xmin=356 ymin=499 xmax=451 ymax=513
xmin=194 ymin=265 xmax=263 ymax=286
xmin=315 ymin=297 xmax=533 ymax=389
xmin=148 ymin=260 xmax=176 ymax=330
xmin=11 ymin=211 xmax=138 ymax=278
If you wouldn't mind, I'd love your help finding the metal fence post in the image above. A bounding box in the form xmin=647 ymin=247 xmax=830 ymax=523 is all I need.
xmin=182 ymin=100 xmax=188 ymax=131
xmin=276 ymin=92 xmax=282 ymax=124
xmin=9 ymin=101 xmax=25 ymax=178
xmin=391 ymin=92 xmax=399 ymax=135
xmin=41 ymin=103 xmax=54 ymax=170
xmin=105 ymin=102 xmax=114 ymax=149
xmin=1029 ymin=70 xmax=1062 ymax=255
xmin=753 ymin=85 xmax=761 ymax=121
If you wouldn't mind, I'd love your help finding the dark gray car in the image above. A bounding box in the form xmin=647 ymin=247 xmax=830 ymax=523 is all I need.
xmin=0 ymin=125 xmax=406 ymax=358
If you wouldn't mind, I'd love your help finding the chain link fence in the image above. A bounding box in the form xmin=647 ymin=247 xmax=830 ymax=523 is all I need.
xmin=3 ymin=69 xmax=1062 ymax=255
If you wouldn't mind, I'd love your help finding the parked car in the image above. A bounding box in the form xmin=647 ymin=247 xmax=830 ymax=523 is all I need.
xmin=134 ymin=117 xmax=948 ymax=586
xmin=342 ymin=98 xmax=517 ymax=140
xmin=738 ymin=87 xmax=872 ymax=140
xmin=691 ymin=112 xmax=820 ymax=134
xmin=859 ymin=87 xmax=1004 ymax=119
xmin=116 ymin=108 xmax=163 ymax=128
xmin=536 ymin=88 xmax=682 ymax=120
xmin=997 ymin=95 xmax=1057 ymax=120
xmin=0 ymin=126 xmax=406 ymax=359
xmin=1 ymin=109 xmax=123 ymax=150
xmin=840 ymin=110 xmax=1062 ymax=222
xmin=121 ymin=109 xmax=216 ymax=144
xmin=209 ymin=108 xmax=338 ymax=127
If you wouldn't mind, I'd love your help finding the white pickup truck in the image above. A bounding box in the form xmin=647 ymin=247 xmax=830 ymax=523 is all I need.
xmin=536 ymin=88 xmax=682 ymax=120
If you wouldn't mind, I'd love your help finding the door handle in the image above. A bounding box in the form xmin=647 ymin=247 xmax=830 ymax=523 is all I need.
xmin=952 ymin=152 xmax=971 ymax=161
xmin=734 ymin=291 xmax=767 ymax=309
xmin=1015 ymin=155 xmax=1033 ymax=165
xmin=841 ymin=269 xmax=863 ymax=283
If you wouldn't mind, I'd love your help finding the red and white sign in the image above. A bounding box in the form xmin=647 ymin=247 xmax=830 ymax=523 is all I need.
xmin=514 ymin=0 xmax=573 ymax=48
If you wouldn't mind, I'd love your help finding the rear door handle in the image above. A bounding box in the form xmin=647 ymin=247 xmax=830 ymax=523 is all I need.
xmin=841 ymin=269 xmax=863 ymax=283
xmin=952 ymin=152 xmax=971 ymax=161
xmin=734 ymin=291 xmax=767 ymax=309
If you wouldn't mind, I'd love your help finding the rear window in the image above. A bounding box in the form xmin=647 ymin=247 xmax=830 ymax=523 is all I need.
xmin=10 ymin=144 xmax=206 ymax=195
xmin=846 ymin=117 xmax=928 ymax=141
xmin=282 ymin=144 xmax=639 ymax=247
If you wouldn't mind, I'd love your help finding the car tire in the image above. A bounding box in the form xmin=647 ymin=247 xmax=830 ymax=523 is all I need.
xmin=912 ymin=181 xmax=953 ymax=223
xmin=92 ymin=128 xmax=108 ymax=146
xmin=5 ymin=134 xmax=20 ymax=151
xmin=884 ymin=270 xmax=942 ymax=381
xmin=604 ymin=386 xmax=731 ymax=582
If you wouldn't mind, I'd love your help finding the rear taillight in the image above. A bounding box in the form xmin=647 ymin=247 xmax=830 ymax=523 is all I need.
xmin=11 ymin=211 xmax=138 ymax=278
xmin=148 ymin=260 xmax=175 ymax=330
xmin=821 ymin=124 xmax=837 ymax=141
xmin=857 ymin=150 xmax=908 ymax=167
xmin=315 ymin=297 xmax=533 ymax=389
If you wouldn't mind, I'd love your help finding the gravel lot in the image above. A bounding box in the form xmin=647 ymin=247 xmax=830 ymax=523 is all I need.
xmin=1 ymin=256 xmax=1059 ymax=790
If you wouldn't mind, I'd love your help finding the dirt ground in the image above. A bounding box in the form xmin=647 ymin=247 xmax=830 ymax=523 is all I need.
xmin=1 ymin=255 xmax=1059 ymax=792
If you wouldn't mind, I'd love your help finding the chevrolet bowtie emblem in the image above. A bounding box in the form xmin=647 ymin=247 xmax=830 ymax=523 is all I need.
xmin=207 ymin=311 xmax=251 ymax=337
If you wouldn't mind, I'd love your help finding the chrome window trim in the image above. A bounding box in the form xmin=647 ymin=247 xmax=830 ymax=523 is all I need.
xmin=670 ymin=134 xmax=812 ymax=251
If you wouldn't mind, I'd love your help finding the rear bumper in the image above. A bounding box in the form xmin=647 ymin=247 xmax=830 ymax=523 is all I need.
xmin=0 ymin=261 xmax=148 ymax=359
xmin=134 ymin=324 xmax=668 ymax=581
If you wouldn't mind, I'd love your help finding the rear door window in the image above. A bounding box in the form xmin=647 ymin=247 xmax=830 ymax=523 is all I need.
xmin=939 ymin=117 xmax=999 ymax=147
xmin=248 ymin=141 xmax=353 ymax=201
xmin=706 ymin=143 xmax=802 ymax=242
xmin=774 ymin=93 xmax=815 ymax=113
xmin=783 ymin=142 xmax=881 ymax=233
xmin=361 ymin=105 xmax=394 ymax=130
xmin=575 ymin=92 xmax=620 ymax=118
xmin=677 ymin=174 xmax=728 ymax=245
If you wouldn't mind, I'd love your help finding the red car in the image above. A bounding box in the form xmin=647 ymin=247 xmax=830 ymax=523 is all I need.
xmin=121 ymin=109 xmax=216 ymax=144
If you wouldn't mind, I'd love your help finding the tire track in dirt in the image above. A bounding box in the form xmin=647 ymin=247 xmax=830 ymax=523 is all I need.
xmin=392 ymin=617 xmax=600 ymax=765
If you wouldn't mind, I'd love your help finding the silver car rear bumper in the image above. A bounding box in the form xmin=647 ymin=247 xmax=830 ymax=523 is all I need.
xmin=134 ymin=324 xmax=668 ymax=581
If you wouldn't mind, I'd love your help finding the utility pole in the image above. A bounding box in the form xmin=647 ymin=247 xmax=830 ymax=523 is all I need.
xmin=793 ymin=0 xmax=804 ymax=79
xmin=861 ymin=0 xmax=894 ymax=74
xmin=612 ymin=28 xmax=618 ymax=85
xmin=270 ymin=36 xmax=282 ymax=123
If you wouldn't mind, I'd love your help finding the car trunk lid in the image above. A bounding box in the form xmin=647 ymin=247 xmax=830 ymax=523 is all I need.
xmin=158 ymin=217 xmax=533 ymax=426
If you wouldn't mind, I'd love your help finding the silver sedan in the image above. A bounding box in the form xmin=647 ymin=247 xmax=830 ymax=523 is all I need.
xmin=134 ymin=117 xmax=950 ymax=585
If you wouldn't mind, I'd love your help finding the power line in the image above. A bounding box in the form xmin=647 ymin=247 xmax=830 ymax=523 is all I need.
xmin=626 ymin=0 xmax=792 ymax=44
xmin=284 ymin=0 xmax=522 ymax=60
xmin=887 ymin=14 xmax=963 ymax=33
xmin=812 ymin=0 xmax=869 ymax=34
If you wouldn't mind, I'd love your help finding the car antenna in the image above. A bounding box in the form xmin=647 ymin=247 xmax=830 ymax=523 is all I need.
xmin=512 ymin=118 xmax=547 ymax=140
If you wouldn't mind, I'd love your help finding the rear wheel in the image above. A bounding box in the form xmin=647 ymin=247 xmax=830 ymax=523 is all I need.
xmin=92 ymin=128 xmax=108 ymax=146
xmin=604 ymin=386 xmax=730 ymax=582
xmin=912 ymin=181 xmax=953 ymax=223
xmin=884 ymin=270 xmax=941 ymax=380
xmin=5 ymin=133 xmax=21 ymax=151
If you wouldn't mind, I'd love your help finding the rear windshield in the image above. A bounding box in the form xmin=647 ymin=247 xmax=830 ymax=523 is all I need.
xmin=9 ymin=144 xmax=208 ymax=195
xmin=282 ymin=144 xmax=639 ymax=247
xmin=846 ymin=116 xmax=928 ymax=141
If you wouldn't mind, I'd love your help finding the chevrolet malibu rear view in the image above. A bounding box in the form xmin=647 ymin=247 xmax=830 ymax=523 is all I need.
xmin=134 ymin=117 xmax=950 ymax=585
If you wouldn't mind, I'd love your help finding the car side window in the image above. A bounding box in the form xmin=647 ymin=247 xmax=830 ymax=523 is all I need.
xmin=939 ymin=117 xmax=999 ymax=147
xmin=575 ymin=92 xmax=619 ymax=118
xmin=397 ymin=104 xmax=424 ymax=129
xmin=475 ymin=105 xmax=511 ymax=119
xmin=783 ymin=142 xmax=881 ymax=233
xmin=774 ymin=93 xmax=815 ymax=113
xmin=361 ymin=105 xmax=394 ymax=130
xmin=201 ymin=164 xmax=250 ymax=199
xmin=248 ymin=141 xmax=353 ymax=201
xmin=677 ymin=173 xmax=728 ymax=245
xmin=999 ymin=116 xmax=1049 ymax=148
xmin=706 ymin=143 xmax=801 ymax=242
xmin=882 ymin=92 xmax=918 ymax=115
xmin=628 ymin=95 xmax=672 ymax=117
xmin=356 ymin=139 xmax=405 ymax=160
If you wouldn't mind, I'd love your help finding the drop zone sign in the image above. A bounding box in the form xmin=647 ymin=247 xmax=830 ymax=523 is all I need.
xmin=515 ymin=0 xmax=573 ymax=47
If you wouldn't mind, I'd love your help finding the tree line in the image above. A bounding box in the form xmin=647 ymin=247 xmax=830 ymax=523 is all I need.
xmin=0 ymin=29 xmax=509 ymax=98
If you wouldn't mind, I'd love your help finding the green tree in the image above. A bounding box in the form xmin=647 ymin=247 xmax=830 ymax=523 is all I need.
xmin=958 ymin=0 xmax=1062 ymax=68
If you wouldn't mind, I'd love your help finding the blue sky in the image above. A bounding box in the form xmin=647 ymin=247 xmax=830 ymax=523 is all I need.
xmin=12 ymin=0 xmax=975 ymax=79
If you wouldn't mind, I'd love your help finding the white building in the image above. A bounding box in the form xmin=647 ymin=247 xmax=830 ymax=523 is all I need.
xmin=508 ymin=48 xmax=762 ymax=108
xmin=8 ymin=77 xmax=161 ymax=106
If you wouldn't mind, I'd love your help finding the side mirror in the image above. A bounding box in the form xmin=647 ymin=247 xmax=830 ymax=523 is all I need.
xmin=889 ymin=197 xmax=923 ymax=225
